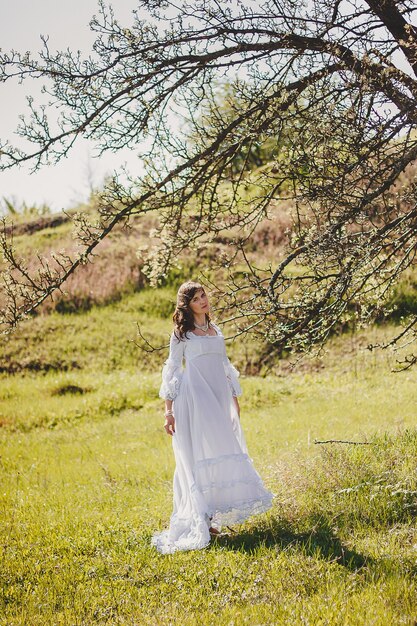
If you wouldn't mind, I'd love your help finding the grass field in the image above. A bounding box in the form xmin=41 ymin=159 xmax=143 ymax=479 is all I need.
xmin=1 ymin=285 xmax=417 ymax=625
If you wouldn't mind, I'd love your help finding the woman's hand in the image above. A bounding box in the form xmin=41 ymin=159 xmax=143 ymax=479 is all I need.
xmin=164 ymin=414 xmax=176 ymax=436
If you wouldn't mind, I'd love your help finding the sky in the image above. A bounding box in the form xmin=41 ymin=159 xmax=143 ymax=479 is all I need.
xmin=1 ymin=2 xmax=415 ymax=213
xmin=0 ymin=1 xmax=144 ymax=211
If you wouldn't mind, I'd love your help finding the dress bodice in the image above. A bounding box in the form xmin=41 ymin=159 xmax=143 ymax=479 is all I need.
xmin=181 ymin=333 xmax=224 ymax=361
xmin=159 ymin=323 xmax=242 ymax=400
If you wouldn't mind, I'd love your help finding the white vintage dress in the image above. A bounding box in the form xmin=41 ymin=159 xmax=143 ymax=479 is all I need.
xmin=152 ymin=323 xmax=273 ymax=554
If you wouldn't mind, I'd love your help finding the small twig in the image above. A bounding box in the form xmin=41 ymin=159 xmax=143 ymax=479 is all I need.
xmin=133 ymin=322 xmax=168 ymax=353
xmin=314 ymin=439 xmax=374 ymax=445
xmin=392 ymin=353 xmax=417 ymax=372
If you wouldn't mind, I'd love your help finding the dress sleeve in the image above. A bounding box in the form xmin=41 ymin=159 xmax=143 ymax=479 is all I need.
xmin=159 ymin=332 xmax=185 ymax=400
xmin=223 ymin=355 xmax=243 ymax=397
xmin=214 ymin=323 xmax=242 ymax=397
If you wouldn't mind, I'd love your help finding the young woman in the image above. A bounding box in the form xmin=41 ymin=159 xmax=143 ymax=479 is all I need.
xmin=152 ymin=281 xmax=273 ymax=554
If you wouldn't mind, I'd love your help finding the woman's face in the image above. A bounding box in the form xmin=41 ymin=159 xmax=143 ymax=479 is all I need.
xmin=188 ymin=289 xmax=209 ymax=317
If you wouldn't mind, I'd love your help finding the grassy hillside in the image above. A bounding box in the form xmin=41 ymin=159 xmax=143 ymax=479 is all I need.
xmin=1 ymin=207 xmax=417 ymax=624
xmin=1 ymin=280 xmax=417 ymax=624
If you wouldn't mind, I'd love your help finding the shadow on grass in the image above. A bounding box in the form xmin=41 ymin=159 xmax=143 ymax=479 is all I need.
xmin=210 ymin=515 xmax=370 ymax=571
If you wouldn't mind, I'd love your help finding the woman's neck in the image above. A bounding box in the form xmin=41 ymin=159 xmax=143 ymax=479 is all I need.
xmin=193 ymin=313 xmax=207 ymax=326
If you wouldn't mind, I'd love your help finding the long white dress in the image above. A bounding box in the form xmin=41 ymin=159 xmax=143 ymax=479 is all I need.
xmin=152 ymin=323 xmax=273 ymax=554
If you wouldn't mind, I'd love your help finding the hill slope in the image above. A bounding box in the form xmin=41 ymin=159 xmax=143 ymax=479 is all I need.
xmin=1 ymin=204 xmax=417 ymax=624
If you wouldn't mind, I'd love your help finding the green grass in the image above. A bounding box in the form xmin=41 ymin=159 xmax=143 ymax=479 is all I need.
xmin=0 ymin=289 xmax=177 ymax=376
xmin=12 ymin=220 xmax=74 ymax=254
xmin=1 ymin=287 xmax=417 ymax=624
xmin=2 ymin=407 xmax=417 ymax=625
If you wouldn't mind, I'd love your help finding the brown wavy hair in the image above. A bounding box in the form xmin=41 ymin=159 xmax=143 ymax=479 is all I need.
xmin=173 ymin=281 xmax=211 ymax=340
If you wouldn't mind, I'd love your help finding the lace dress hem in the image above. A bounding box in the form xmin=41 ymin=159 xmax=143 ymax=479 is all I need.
xmin=151 ymin=493 xmax=273 ymax=555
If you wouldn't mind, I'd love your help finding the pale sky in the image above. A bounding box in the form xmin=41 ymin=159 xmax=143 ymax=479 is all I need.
xmin=1 ymin=2 xmax=415 ymax=212
xmin=0 ymin=1 xmax=145 ymax=211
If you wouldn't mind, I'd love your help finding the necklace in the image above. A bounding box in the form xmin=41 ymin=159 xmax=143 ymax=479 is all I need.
xmin=194 ymin=319 xmax=209 ymax=332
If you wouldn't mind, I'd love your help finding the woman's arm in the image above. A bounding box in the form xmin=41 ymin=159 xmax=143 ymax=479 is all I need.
xmin=159 ymin=333 xmax=185 ymax=435
xmin=164 ymin=399 xmax=175 ymax=436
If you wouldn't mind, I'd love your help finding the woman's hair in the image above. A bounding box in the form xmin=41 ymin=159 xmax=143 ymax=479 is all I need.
xmin=173 ymin=281 xmax=211 ymax=340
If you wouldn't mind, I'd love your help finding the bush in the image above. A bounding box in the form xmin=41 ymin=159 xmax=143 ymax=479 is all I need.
xmin=386 ymin=278 xmax=417 ymax=320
